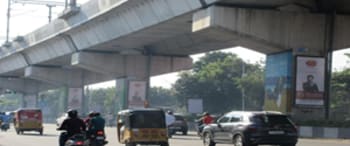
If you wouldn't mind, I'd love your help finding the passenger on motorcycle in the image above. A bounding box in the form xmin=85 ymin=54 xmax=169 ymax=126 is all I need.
xmin=85 ymin=111 xmax=96 ymax=131
xmin=57 ymin=109 xmax=86 ymax=146
xmin=87 ymin=112 xmax=108 ymax=145
xmin=87 ymin=112 xmax=105 ymax=136
xmin=197 ymin=112 xmax=213 ymax=135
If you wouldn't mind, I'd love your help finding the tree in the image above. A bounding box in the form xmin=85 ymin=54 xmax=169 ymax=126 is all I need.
xmin=174 ymin=52 xmax=264 ymax=114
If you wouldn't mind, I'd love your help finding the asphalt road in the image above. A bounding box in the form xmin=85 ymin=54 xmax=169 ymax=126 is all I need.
xmin=0 ymin=124 xmax=350 ymax=146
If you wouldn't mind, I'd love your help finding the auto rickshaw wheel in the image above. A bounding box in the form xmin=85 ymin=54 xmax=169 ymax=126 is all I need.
xmin=125 ymin=142 xmax=136 ymax=146
xmin=125 ymin=143 xmax=136 ymax=146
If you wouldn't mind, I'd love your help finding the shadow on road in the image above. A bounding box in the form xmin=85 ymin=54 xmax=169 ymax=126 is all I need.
xmin=170 ymin=134 xmax=201 ymax=141
xmin=18 ymin=133 xmax=58 ymax=137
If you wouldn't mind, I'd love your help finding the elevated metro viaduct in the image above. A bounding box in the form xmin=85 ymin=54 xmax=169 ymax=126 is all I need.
xmin=0 ymin=0 xmax=350 ymax=120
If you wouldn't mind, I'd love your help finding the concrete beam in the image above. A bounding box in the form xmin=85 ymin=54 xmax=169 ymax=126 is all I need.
xmin=0 ymin=78 xmax=55 ymax=94
xmin=192 ymin=6 xmax=328 ymax=55
xmin=71 ymin=52 xmax=192 ymax=79
xmin=0 ymin=54 xmax=28 ymax=74
xmin=24 ymin=66 xmax=113 ymax=88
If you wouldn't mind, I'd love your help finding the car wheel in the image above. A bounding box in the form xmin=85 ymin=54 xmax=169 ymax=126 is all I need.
xmin=233 ymin=135 xmax=244 ymax=146
xmin=203 ymin=132 xmax=215 ymax=146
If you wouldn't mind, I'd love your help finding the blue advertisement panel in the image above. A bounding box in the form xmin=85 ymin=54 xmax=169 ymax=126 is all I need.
xmin=264 ymin=51 xmax=293 ymax=112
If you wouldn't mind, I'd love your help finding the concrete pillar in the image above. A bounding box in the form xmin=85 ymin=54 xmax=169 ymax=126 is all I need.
xmin=23 ymin=93 xmax=38 ymax=108
xmin=116 ymin=78 xmax=128 ymax=111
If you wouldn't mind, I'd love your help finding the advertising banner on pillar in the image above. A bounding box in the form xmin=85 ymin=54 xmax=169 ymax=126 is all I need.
xmin=295 ymin=56 xmax=325 ymax=106
xmin=24 ymin=95 xmax=37 ymax=108
xmin=264 ymin=51 xmax=293 ymax=112
xmin=188 ymin=99 xmax=203 ymax=114
xmin=68 ymin=88 xmax=83 ymax=111
xmin=128 ymin=81 xmax=146 ymax=108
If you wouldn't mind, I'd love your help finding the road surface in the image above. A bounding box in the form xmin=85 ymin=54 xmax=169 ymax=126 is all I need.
xmin=0 ymin=124 xmax=350 ymax=146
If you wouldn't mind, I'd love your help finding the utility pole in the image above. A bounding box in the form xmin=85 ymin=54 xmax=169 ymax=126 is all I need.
xmin=12 ymin=0 xmax=65 ymax=23
xmin=6 ymin=0 xmax=11 ymax=43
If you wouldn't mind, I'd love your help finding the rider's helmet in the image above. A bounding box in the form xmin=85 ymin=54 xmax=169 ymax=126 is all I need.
xmin=88 ymin=111 xmax=96 ymax=118
xmin=67 ymin=109 xmax=78 ymax=118
xmin=94 ymin=112 xmax=101 ymax=117
xmin=167 ymin=110 xmax=173 ymax=115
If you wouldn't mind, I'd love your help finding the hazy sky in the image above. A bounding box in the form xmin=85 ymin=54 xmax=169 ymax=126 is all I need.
xmin=0 ymin=0 xmax=349 ymax=89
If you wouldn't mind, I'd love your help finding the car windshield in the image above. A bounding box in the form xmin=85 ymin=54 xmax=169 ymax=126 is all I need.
xmin=175 ymin=115 xmax=184 ymax=121
xmin=130 ymin=111 xmax=166 ymax=128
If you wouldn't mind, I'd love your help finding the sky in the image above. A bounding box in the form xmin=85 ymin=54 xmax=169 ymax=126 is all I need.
xmin=0 ymin=0 xmax=350 ymax=89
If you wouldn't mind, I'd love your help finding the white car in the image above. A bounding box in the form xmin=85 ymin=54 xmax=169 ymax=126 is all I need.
xmin=56 ymin=113 xmax=68 ymax=127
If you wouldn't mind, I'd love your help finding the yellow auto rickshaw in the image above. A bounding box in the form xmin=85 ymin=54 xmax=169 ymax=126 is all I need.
xmin=13 ymin=108 xmax=43 ymax=135
xmin=117 ymin=108 xmax=169 ymax=146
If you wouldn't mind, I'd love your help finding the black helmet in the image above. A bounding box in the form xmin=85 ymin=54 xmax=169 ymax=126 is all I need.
xmin=67 ymin=109 xmax=78 ymax=118
xmin=94 ymin=112 xmax=101 ymax=116
xmin=167 ymin=110 xmax=173 ymax=115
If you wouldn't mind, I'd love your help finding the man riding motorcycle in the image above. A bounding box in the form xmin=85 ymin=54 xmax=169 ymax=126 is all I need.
xmin=196 ymin=112 xmax=213 ymax=137
xmin=57 ymin=109 xmax=86 ymax=146
xmin=87 ymin=112 xmax=108 ymax=145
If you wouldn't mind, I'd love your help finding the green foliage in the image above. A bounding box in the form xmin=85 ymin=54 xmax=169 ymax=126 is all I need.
xmin=174 ymin=52 xmax=264 ymax=114
xmin=0 ymin=94 xmax=22 ymax=111
xmin=88 ymin=87 xmax=116 ymax=113
xmin=331 ymin=69 xmax=350 ymax=108
xmin=149 ymin=87 xmax=176 ymax=107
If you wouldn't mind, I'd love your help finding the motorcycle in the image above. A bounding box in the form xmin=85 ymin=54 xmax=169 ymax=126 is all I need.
xmin=65 ymin=133 xmax=87 ymax=146
xmin=1 ymin=122 xmax=10 ymax=131
xmin=195 ymin=119 xmax=204 ymax=138
xmin=87 ymin=130 xmax=108 ymax=146
xmin=0 ymin=120 xmax=10 ymax=132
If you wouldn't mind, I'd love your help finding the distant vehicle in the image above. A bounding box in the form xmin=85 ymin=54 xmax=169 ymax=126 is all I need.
xmin=13 ymin=108 xmax=43 ymax=135
xmin=168 ymin=114 xmax=188 ymax=135
xmin=202 ymin=111 xmax=298 ymax=146
xmin=56 ymin=113 xmax=68 ymax=127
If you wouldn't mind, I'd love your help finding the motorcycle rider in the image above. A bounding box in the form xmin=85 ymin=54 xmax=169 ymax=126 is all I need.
xmin=85 ymin=111 xmax=96 ymax=131
xmin=165 ymin=111 xmax=175 ymax=138
xmin=87 ymin=112 xmax=108 ymax=145
xmin=196 ymin=112 xmax=213 ymax=136
xmin=89 ymin=112 xmax=105 ymax=133
xmin=57 ymin=109 xmax=86 ymax=146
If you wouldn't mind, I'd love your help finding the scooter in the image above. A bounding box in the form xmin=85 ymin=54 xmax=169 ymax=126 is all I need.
xmin=65 ymin=133 xmax=87 ymax=146
xmin=195 ymin=119 xmax=204 ymax=138
xmin=0 ymin=120 xmax=9 ymax=132
xmin=87 ymin=130 xmax=108 ymax=146
xmin=1 ymin=122 xmax=9 ymax=131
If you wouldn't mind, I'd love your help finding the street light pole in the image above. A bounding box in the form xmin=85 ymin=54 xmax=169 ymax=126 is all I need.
xmin=6 ymin=0 xmax=11 ymax=43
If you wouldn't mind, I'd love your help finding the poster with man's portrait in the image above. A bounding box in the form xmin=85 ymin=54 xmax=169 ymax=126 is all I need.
xmin=295 ymin=56 xmax=325 ymax=106
xmin=68 ymin=88 xmax=83 ymax=111
xmin=128 ymin=81 xmax=146 ymax=108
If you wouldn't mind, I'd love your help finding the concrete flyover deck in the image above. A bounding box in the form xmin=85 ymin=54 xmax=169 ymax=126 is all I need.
xmin=1 ymin=0 xmax=350 ymax=93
